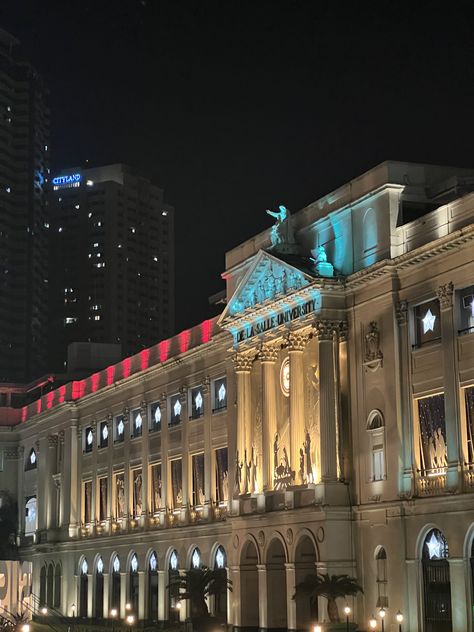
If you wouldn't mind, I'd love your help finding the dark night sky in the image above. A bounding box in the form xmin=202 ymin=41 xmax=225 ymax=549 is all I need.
xmin=3 ymin=1 xmax=474 ymax=332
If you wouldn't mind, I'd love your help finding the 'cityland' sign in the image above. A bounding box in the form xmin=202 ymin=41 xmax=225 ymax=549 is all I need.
xmin=235 ymin=298 xmax=316 ymax=343
xmin=52 ymin=173 xmax=82 ymax=186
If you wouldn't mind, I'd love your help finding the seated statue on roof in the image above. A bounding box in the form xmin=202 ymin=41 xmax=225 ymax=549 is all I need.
xmin=266 ymin=205 xmax=299 ymax=254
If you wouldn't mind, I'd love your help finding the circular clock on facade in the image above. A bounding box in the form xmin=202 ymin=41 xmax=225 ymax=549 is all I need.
xmin=280 ymin=357 xmax=290 ymax=396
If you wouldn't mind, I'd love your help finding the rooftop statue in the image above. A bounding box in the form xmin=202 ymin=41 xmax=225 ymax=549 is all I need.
xmin=266 ymin=205 xmax=299 ymax=254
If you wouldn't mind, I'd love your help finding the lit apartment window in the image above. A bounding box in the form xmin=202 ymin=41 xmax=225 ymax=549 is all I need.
xmin=64 ymin=317 xmax=78 ymax=325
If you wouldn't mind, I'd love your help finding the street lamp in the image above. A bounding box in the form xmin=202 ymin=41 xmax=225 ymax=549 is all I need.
xmin=40 ymin=607 xmax=47 ymax=615
xmin=21 ymin=624 xmax=30 ymax=632
xmin=379 ymin=607 xmax=386 ymax=632
xmin=125 ymin=602 xmax=132 ymax=611
xmin=396 ymin=611 xmax=403 ymax=632
xmin=126 ymin=614 xmax=135 ymax=628
xmin=369 ymin=614 xmax=377 ymax=629
xmin=110 ymin=608 xmax=118 ymax=632
xmin=313 ymin=626 xmax=322 ymax=632
xmin=343 ymin=605 xmax=351 ymax=632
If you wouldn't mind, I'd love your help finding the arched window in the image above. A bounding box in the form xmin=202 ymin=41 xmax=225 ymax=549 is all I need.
xmin=422 ymin=529 xmax=452 ymax=632
xmin=213 ymin=546 xmax=227 ymax=621
xmin=25 ymin=448 xmax=37 ymax=471
xmin=191 ymin=547 xmax=201 ymax=569
xmin=39 ymin=566 xmax=46 ymax=606
xmin=54 ymin=564 xmax=61 ymax=609
xmin=25 ymin=497 xmax=37 ymax=536
xmin=168 ymin=550 xmax=180 ymax=622
xmin=46 ymin=564 xmax=54 ymax=607
xmin=148 ymin=552 xmax=159 ymax=621
xmin=111 ymin=555 xmax=121 ymax=611
xmin=375 ymin=547 xmax=388 ymax=608
xmin=367 ymin=410 xmax=385 ymax=481
xmin=129 ymin=554 xmax=139 ymax=614
xmin=95 ymin=557 xmax=104 ymax=618
xmin=79 ymin=559 xmax=88 ymax=618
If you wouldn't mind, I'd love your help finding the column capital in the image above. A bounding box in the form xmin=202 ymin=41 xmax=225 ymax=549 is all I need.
xmin=396 ymin=300 xmax=408 ymax=325
xmin=47 ymin=434 xmax=58 ymax=448
xmin=202 ymin=375 xmax=211 ymax=393
xmin=313 ymin=320 xmax=337 ymax=341
xmin=233 ymin=352 xmax=254 ymax=372
xmin=436 ymin=281 xmax=454 ymax=310
xmin=122 ymin=406 xmax=130 ymax=417
xmin=286 ymin=331 xmax=308 ymax=352
xmin=259 ymin=343 xmax=278 ymax=363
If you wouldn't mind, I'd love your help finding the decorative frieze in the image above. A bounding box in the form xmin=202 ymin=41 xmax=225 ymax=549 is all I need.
xmin=436 ymin=282 xmax=454 ymax=310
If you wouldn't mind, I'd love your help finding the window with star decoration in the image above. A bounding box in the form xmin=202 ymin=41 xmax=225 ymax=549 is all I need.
xmin=415 ymin=299 xmax=441 ymax=347
xmin=190 ymin=386 xmax=204 ymax=419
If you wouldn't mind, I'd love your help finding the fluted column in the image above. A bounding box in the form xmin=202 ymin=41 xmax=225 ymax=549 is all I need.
xmin=179 ymin=386 xmax=189 ymax=518
xmin=157 ymin=569 xmax=166 ymax=621
xmin=160 ymin=394 xmax=168 ymax=515
xmin=138 ymin=570 xmax=145 ymax=620
xmin=233 ymin=353 xmax=253 ymax=494
xmin=203 ymin=377 xmax=212 ymax=513
xmin=103 ymin=573 xmax=109 ymax=618
xmin=314 ymin=321 xmax=338 ymax=482
xmin=122 ymin=407 xmax=130 ymax=530
xmin=260 ymin=343 xmax=278 ymax=490
xmin=436 ymin=282 xmax=461 ymax=489
xmin=395 ymin=300 xmax=414 ymax=494
xmin=140 ymin=401 xmax=149 ymax=526
xmin=287 ymin=331 xmax=307 ymax=481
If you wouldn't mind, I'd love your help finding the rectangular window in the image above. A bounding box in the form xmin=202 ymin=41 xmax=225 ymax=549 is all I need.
xmin=114 ymin=473 xmax=125 ymax=519
xmin=190 ymin=386 xmax=204 ymax=419
xmin=464 ymin=386 xmax=474 ymax=463
xmin=213 ymin=377 xmax=227 ymax=412
xmin=150 ymin=402 xmax=161 ymax=432
xmin=131 ymin=409 xmax=143 ymax=438
xmin=414 ymin=299 xmax=441 ymax=347
xmin=150 ymin=464 xmax=162 ymax=513
xmin=170 ymin=459 xmax=183 ymax=509
xmin=98 ymin=477 xmax=108 ymax=521
xmin=115 ymin=415 xmax=125 ymax=443
xmin=372 ymin=448 xmax=384 ymax=481
xmin=417 ymin=394 xmax=447 ymax=474
xmin=192 ymin=453 xmax=205 ymax=506
xmin=459 ymin=286 xmax=474 ymax=333
xmin=99 ymin=421 xmax=109 ymax=448
xmin=83 ymin=480 xmax=92 ymax=523
xmin=215 ymin=447 xmax=229 ymax=503
xmin=84 ymin=427 xmax=94 ymax=453
xmin=169 ymin=395 xmax=182 ymax=426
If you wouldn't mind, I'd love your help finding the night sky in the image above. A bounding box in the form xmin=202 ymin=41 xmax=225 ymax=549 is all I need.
xmin=4 ymin=1 xmax=474 ymax=332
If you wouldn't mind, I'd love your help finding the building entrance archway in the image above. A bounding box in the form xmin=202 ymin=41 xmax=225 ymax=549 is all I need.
xmin=266 ymin=539 xmax=287 ymax=631
xmin=295 ymin=535 xmax=318 ymax=629
xmin=240 ymin=540 xmax=259 ymax=631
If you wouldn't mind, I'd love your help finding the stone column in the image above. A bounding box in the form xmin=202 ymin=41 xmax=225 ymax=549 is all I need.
xmin=157 ymin=569 xmax=166 ymax=621
xmin=46 ymin=435 xmax=58 ymax=529
xmin=36 ymin=439 xmax=46 ymax=533
xmin=436 ymin=282 xmax=461 ymax=489
xmin=138 ymin=570 xmax=145 ymax=620
xmin=285 ymin=563 xmax=297 ymax=630
xmin=140 ymin=401 xmax=149 ymax=526
xmin=449 ymin=558 xmax=468 ymax=632
xmin=179 ymin=387 xmax=189 ymax=520
xmin=120 ymin=572 xmax=127 ymax=618
xmin=203 ymin=377 xmax=212 ymax=517
xmin=17 ymin=447 xmax=24 ymax=538
xmin=160 ymin=394 xmax=168 ymax=515
xmin=260 ymin=343 xmax=278 ymax=490
xmin=230 ymin=565 xmax=241 ymax=627
xmin=87 ymin=573 xmax=93 ymax=617
xmin=122 ymin=407 xmax=130 ymax=530
xmin=314 ymin=321 xmax=338 ymax=482
xmin=233 ymin=353 xmax=253 ymax=494
xmin=395 ymin=300 xmax=414 ymax=495
xmin=288 ymin=331 xmax=307 ymax=482
xmin=257 ymin=564 xmax=268 ymax=629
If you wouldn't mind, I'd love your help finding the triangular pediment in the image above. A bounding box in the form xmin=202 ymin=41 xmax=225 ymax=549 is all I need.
xmin=219 ymin=250 xmax=316 ymax=328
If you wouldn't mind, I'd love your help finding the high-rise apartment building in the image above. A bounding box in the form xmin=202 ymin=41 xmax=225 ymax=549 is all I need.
xmin=0 ymin=29 xmax=50 ymax=382
xmin=47 ymin=164 xmax=174 ymax=371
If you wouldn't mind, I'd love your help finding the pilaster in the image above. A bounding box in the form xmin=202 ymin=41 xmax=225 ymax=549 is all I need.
xmin=287 ymin=331 xmax=307 ymax=482
xmin=140 ymin=401 xmax=149 ymax=526
xmin=260 ymin=343 xmax=278 ymax=490
xmin=285 ymin=563 xmax=297 ymax=630
xmin=257 ymin=564 xmax=268 ymax=629
xmin=233 ymin=353 xmax=253 ymax=495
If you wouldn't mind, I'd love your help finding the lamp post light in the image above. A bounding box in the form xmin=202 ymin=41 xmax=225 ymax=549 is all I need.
xmin=125 ymin=602 xmax=132 ymax=612
xmin=126 ymin=614 xmax=135 ymax=629
xmin=40 ymin=606 xmax=47 ymax=615
xmin=369 ymin=614 xmax=377 ymax=630
xmin=343 ymin=605 xmax=351 ymax=632
xmin=313 ymin=626 xmax=322 ymax=632
xmin=379 ymin=607 xmax=386 ymax=632
xmin=396 ymin=611 xmax=403 ymax=632
xmin=71 ymin=603 xmax=76 ymax=617
xmin=21 ymin=624 xmax=30 ymax=632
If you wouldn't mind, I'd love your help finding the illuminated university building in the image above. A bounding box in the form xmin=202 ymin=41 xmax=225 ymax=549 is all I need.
xmin=47 ymin=164 xmax=174 ymax=371
xmin=0 ymin=29 xmax=50 ymax=382
xmin=3 ymin=161 xmax=474 ymax=631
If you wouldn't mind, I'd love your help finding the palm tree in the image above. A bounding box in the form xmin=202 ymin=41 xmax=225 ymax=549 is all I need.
xmin=168 ymin=566 xmax=232 ymax=621
xmin=293 ymin=573 xmax=363 ymax=623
